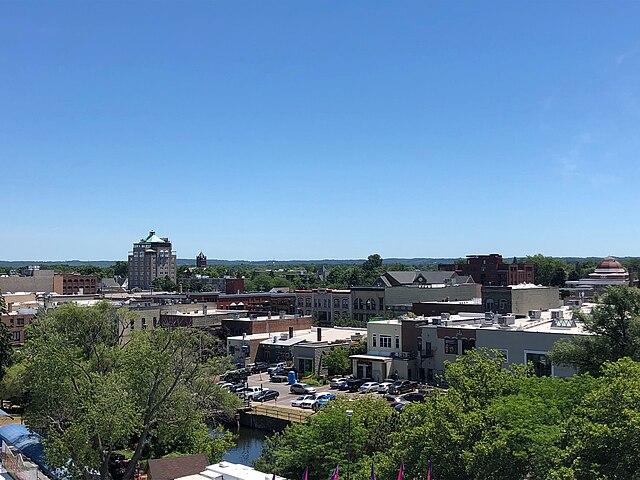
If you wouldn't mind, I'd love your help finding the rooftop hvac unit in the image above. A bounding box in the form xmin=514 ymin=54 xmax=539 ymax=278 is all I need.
xmin=483 ymin=312 xmax=495 ymax=324
xmin=550 ymin=309 xmax=564 ymax=320
xmin=441 ymin=319 xmax=451 ymax=327
xmin=528 ymin=310 xmax=542 ymax=319
xmin=441 ymin=313 xmax=451 ymax=321
xmin=432 ymin=317 xmax=441 ymax=325
xmin=280 ymin=333 xmax=289 ymax=340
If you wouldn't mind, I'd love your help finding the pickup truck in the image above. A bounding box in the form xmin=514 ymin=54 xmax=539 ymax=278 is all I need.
xmin=388 ymin=380 xmax=417 ymax=395
xmin=267 ymin=363 xmax=286 ymax=375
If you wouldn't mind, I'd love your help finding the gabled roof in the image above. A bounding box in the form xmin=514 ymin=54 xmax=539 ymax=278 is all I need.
xmin=376 ymin=270 xmax=458 ymax=287
xmin=145 ymin=231 xmax=166 ymax=243
xmin=148 ymin=454 xmax=210 ymax=480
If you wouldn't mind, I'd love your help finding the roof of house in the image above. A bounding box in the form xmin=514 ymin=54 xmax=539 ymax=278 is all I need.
xmin=148 ymin=454 xmax=210 ymax=480
xmin=376 ymin=270 xmax=459 ymax=287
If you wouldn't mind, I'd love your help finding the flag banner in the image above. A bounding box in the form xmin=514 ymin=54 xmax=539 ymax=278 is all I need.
xmin=371 ymin=462 xmax=377 ymax=480
xmin=330 ymin=465 xmax=339 ymax=480
xmin=397 ymin=462 xmax=404 ymax=480
xmin=302 ymin=467 xmax=309 ymax=480
xmin=427 ymin=459 xmax=432 ymax=480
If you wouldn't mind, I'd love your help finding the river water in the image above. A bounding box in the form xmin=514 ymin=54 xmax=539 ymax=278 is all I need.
xmin=222 ymin=427 xmax=270 ymax=467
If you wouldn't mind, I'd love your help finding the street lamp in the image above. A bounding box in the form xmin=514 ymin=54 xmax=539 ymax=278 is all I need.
xmin=346 ymin=409 xmax=354 ymax=480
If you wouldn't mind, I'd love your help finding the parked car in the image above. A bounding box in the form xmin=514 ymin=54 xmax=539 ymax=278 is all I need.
xmin=291 ymin=394 xmax=316 ymax=408
xmin=224 ymin=368 xmax=250 ymax=383
xmin=251 ymin=362 xmax=270 ymax=374
xmin=312 ymin=393 xmax=337 ymax=411
xmin=330 ymin=377 xmax=349 ymax=389
xmin=253 ymin=389 xmax=279 ymax=403
xmin=241 ymin=386 xmax=265 ymax=400
xmin=268 ymin=363 xmax=286 ymax=375
xmin=304 ymin=393 xmax=335 ymax=409
xmin=376 ymin=382 xmax=394 ymax=394
xmin=346 ymin=378 xmax=369 ymax=392
xmin=358 ymin=382 xmax=380 ymax=393
xmin=400 ymin=392 xmax=426 ymax=403
xmin=229 ymin=382 xmax=247 ymax=393
xmin=216 ymin=382 xmax=234 ymax=391
xmin=389 ymin=380 xmax=415 ymax=395
xmin=270 ymin=374 xmax=289 ymax=383
xmin=290 ymin=383 xmax=317 ymax=395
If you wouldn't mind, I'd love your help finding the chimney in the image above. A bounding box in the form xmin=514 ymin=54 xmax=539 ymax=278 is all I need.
xmin=289 ymin=326 xmax=294 ymax=338
xmin=317 ymin=327 xmax=322 ymax=342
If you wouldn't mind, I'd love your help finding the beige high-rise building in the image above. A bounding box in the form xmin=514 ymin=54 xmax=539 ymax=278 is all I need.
xmin=128 ymin=231 xmax=177 ymax=290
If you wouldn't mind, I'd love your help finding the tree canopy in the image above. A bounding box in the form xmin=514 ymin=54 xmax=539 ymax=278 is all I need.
xmin=256 ymin=347 xmax=640 ymax=480
xmin=23 ymin=302 xmax=238 ymax=480
xmin=549 ymin=286 xmax=640 ymax=375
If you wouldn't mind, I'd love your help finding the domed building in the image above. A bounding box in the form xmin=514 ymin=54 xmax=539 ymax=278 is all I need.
xmin=565 ymin=256 xmax=630 ymax=292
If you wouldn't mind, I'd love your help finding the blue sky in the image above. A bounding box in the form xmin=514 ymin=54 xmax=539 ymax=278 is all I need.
xmin=2 ymin=1 xmax=640 ymax=261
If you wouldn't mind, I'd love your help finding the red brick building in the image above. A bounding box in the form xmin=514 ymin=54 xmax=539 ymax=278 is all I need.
xmin=439 ymin=254 xmax=534 ymax=286
xmin=53 ymin=273 xmax=99 ymax=295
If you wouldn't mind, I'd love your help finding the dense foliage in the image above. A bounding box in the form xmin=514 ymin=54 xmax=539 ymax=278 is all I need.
xmin=20 ymin=302 xmax=240 ymax=480
xmin=550 ymin=286 xmax=640 ymax=375
xmin=256 ymin=348 xmax=640 ymax=480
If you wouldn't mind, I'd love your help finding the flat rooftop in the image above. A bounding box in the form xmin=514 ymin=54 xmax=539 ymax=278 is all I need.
xmin=228 ymin=326 xmax=367 ymax=345
xmin=417 ymin=304 xmax=595 ymax=336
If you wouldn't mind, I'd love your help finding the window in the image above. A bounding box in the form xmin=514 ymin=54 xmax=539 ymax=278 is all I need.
xmin=153 ymin=317 xmax=157 ymax=328
xmin=444 ymin=338 xmax=458 ymax=354
xmin=342 ymin=299 xmax=348 ymax=309
xmin=499 ymin=299 xmax=508 ymax=311
xmin=485 ymin=299 xmax=495 ymax=311
xmin=334 ymin=298 xmax=340 ymax=308
xmin=141 ymin=318 xmax=147 ymax=329
xmin=395 ymin=336 xmax=400 ymax=349
xmin=417 ymin=337 xmax=422 ymax=352
xmin=379 ymin=297 xmax=384 ymax=311
xmin=461 ymin=338 xmax=476 ymax=354
xmin=372 ymin=335 xmax=377 ymax=347
xmin=130 ymin=320 xmax=135 ymax=330
xmin=379 ymin=335 xmax=392 ymax=348
xmin=526 ymin=351 xmax=552 ymax=377
xmin=11 ymin=332 xmax=20 ymax=342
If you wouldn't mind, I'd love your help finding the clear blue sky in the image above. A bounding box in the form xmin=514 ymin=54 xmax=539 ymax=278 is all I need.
xmin=2 ymin=1 xmax=640 ymax=261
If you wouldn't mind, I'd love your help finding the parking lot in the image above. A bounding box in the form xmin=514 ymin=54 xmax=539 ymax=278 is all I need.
xmin=243 ymin=372 xmax=333 ymax=405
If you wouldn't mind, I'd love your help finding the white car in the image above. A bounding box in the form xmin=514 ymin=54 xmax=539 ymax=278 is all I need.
xmin=291 ymin=395 xmax=315 ymax=408
xmin=302 ymin=393 xmax=334 ymax=409
xmin=376 ymin=382 xmax=393 ymax=394
xmin=358 ymin=382 xmax=380 ymax=393
xmin=330 ymin=377 xmax=348 ymax=389
xmin=242 ymin=386 xmax=264 ymax=400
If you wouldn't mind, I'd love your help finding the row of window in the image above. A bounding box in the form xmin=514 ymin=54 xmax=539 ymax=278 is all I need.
xmin=485 ymin=298 xmax=508 ymax=311
xmin=297 ymin=298 xmax=350 ymax=309
xmin=130 ymin=317 xmax=158 ymax=330
xmin=353 ymin=298 xmax=384 ymax=311
xmin=371 ymin=334 xmax=400 ymax=349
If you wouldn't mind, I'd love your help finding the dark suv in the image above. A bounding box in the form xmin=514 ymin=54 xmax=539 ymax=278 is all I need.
xmin=346 ymin=378 xmax=372 ymax=392
xmin=389 ymin=380 xmax=414 ymax=395
xmin=251 ymin=362 xmax=269 ymax=374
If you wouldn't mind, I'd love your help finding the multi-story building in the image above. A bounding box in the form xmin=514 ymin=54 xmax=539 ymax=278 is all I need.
xmin=439 ymin=254 xmax=534 ymax=286
xmin=196 ymin=252 xmax=207 ymax=268
xmin=294 ymin=289 xmax=351 ymax=326
xmin=351 ymin=286 xmax=386 ymax=322
xmin=0 ymin=267 xmax=55 ymax=293
xmin=0 ymin=293 xmax=39 ymax=346
xmin=481 ymin=284 xmax=560 ymax=315
xmin=128 ymin=231 xmax=177 ymax=290
xmin=350 ymin=305 xmax=589 ymax=383
xmin=53 ymin=273 xmax=98 ymax=295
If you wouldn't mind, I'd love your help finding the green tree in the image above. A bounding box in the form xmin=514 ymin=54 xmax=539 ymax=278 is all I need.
xmin=523 ymin=254 xmax=568 ymax=286
xmin=152 ymin=275 xmax=178 ymax=292
xmin=323 ymin=347 xmax=351 ymax=375
xmin=362 ymin=254 xmax=383 ymax=271
xmin=254 ymin=397 xmax=396 ymax=480
xmin=549 ymin=286 xmax=640 ymax=375
xmin=0 ymin=290 xmax=13 ymax=381
xmin=555 ymin=358 xmax=640 ymax=479
xmin=25 ymin=302 xmax=237 ymax=480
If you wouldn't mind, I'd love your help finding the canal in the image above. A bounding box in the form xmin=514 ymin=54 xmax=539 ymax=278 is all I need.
xmin=222 ymin=426 xmax=271 ymax=467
